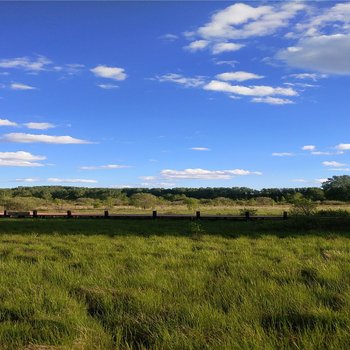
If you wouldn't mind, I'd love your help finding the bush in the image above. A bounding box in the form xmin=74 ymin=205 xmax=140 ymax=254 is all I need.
xmin=290 ymin=199 xmax=317 ymax=216
xmin=316 ymin=209 xmax=350 ymax=217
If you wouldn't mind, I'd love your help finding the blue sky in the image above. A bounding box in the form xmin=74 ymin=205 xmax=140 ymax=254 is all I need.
xmin=0 ymin=1 xmax=350 ymax=189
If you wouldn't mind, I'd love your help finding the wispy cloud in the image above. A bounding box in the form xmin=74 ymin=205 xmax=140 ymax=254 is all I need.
xmin=161 ymin=168 xmax=262 ymax=180
xmin=0 ymin=56 xmax=52 ymax=72
xmin=336 ymin=143 xmax=350 ymax=151
xmin=0 ymin=119 xmax=17 ymax=127
xmin=47 ymin=178 xmax=97 ymax=184
xmin=216 ymin=71 xmax=264 ymax=82
xmin=24 ymin=122 xmax=55 ymax=130
xmin=155 ymin=73 xmax=206 ymax=88
xmin=91 ymin=65 xmax=127 ymax=81
xmin=15 ymin=178 xmax=40 ymax=183
xmin=80 ymin=164 xmax=129 ymax=170
xmin=190 ymin=147 xmax=211 ymax=151
xmin=322 ymin=161 xmax=346 ymax=167
xmin=1 ymin=133 xmax=92 ymax=144
xmin=0 ymin=151 xmax=46 ymax=167
xmin=251 ymin=97 xmax=294 ymax=105
xmin=272 ymin=152 xmax=294 ymax=157
xmin=10 ymin=83 xmax=36 ymax=90
xmin=97 ymin=84 xmax=119 ymax=89
xmin=302 ymin=145 xmax=316 ymax=151
xmin=204 ymin=80 xmax=297 ymax=97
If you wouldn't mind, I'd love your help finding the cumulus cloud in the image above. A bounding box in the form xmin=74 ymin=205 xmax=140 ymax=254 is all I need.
xmin=197 ymin=2 xmax=305 ymax=40
xmin=47 ymin=178 xmax=97 ymax=184
xmin=251 ymin=97 xmax=294 ymax=105
xmin=24 ymin=122 xmax=55 ymax=130
xmin=0 ymin=151 xmax=46 ymax=167
xmin=212 ymin=42 xmax=244 ymax=54
xmin=80 ymin=164 xmax=129 ymax=170
xmin=216 ymin=71 xmax=264 ymax=82
xmin=278 ymin=34 xmax=350 ymax=75
xmin=315 ymin=178 xmax=328 ymax=184
xmin=203 ymin=80 xmax=297 ymax=97
xmin=161 ymin=168 xmax=262 ymax=180
xmin=155 ymin=73 xmax=206 ymax=88
xmin=185 ymin=40 xmax=209 ymax=52
xmin=190 ymin=147 xmax=211 ymax=151
xmin=1 ymin=133 xmax=91 ymax=144
xmin=322 ymin=161 xmax=346 ymax=167
xmin=10 ymin=83 xmax=36 ymax=90
xmin=0 ymin=119 xmax=17 ymax=127
xmin=90 ymin=65 xmax=127 ymax=81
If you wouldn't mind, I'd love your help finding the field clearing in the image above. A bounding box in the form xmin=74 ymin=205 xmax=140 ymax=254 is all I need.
xmin=0 ymin=219 xmax=350 ymax=349
xmin=12 ymin=204 xmax=350 ymax=216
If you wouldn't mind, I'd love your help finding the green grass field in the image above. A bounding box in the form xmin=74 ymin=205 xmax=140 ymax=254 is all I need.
xmin=1 ymin=219 xmax=350 ymax=349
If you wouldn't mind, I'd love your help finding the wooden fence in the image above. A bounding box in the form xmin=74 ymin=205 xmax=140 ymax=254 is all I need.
xmin=0 ymin=210 xmax=289 ymax=221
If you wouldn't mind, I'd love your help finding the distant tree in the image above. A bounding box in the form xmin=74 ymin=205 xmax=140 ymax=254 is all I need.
xmin=290 ymin=198 xmax=317 ymax=216
xmin=322 ymin=176 xmax=350 ymax=201
xmin=130 ymin=193 xmax=158 ymax=209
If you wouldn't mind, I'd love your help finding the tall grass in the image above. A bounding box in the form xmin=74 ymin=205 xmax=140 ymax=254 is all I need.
xmin=0 ymin=220 xmax=350 ymax=349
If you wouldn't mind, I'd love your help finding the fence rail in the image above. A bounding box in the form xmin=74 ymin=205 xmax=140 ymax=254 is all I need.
xmin=0 ymin=210 xmax=290 ymax=221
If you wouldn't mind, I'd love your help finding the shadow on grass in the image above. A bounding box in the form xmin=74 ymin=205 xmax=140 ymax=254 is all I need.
xmin=0 ymin=217 xmax=350 ymax=238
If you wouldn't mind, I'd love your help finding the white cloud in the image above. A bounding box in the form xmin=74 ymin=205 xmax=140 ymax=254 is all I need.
xmin=185 ymin=40 xmax=209 ymax=52
xmin=47 ymin=178 xmax=97 ymax=184
xmin=10 ymin=83 xmax=36 ymax=90
xmin=336 ymin=144 xmax=350 ymax=151
xmin=278 ymin=34 xmax=350 ymax=75
xmin=80 ymin=164 xmax=129 ymax=170
xmin=203 ymin=80 xmax=297 ymax=97
xmin=290 ymin=73 xmax=326 ymax=81
xmin=160 ymin=34 xmax=179 ymax=41
xmin=1 ymin=133 xmax=91 ymax=144
xmin=190 ymin=147 xmax=211 ymax=151
xmin=0 ymin=56 xmax=52 ymax=72
xmin=251 ymin=97 xmax=294 ymax=105
xmin=0 ymin=151 xmax=46 ymax=167
xmin=97 ymin=84 xmax=119 ymax=89
xmin=24 ymin=122 xmax=55 ymax=130
xmin=322 ymin=161 xmax=346 ymax=167
xmin=197 ymin=2 xmax=305 ymax=40
xmin=216 ymin=71 xmax=264 ymax=82
xmin=212 ymin=42 xmax=244 ymax=54
xmin=331 ymin=168 xmax=350 ymax=172
xmin=155 ymin=73 xmax=205 ymax=88
xmin=90 ymin=65 xmax=127 ymax=81
xmin=15 ymin=178 xmax=40 ymax=183
xmin=311 ymin=151 xmax=332 ymax=155
xmin=292 ymin=178 xmax=307 ymax=183
xmin=302 ymin=145 xmax=316 ymax=151
xmin=161 ymin=168 xmax=262 ymax=180
xmin=272 ymin=152 xmax=294 ymax=157
xmin=0 ymin=119 xmax=17 ymax=127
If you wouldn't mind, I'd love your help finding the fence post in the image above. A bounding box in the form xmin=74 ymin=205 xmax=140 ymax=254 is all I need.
xmin=3 ymin=210 xmax=7 ymax=217
xmin=33 ymin=210 xmax=38 ymax=218
xmin=152 ymin=210 xmax=157 ymax=219
xmin=245 ymin=211 xmax=250 ymax=221
xmin=196 ymin=211 xmax=201 ymax=219
xmin=67 ymin=210 xmax=72 ymax=218
xmin=104 ymin=210 xmax=109 ymax=218
xmin=283 ymin=211 xmax=288 ymax=220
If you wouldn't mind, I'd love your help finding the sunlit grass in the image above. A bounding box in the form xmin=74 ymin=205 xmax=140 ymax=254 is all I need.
xmin=0 ymin=220 xmax=350 ymax=349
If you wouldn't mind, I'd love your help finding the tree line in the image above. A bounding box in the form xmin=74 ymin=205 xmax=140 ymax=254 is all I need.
xmin=0 ymin=176 xmax=349 ymax=203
